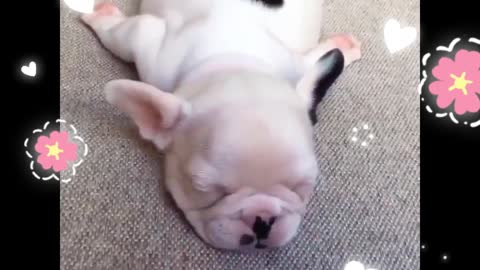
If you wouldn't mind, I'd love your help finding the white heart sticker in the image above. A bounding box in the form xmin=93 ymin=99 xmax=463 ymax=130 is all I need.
xmin=384 ymin=19 xmax=417 ymax=53
xmin=63 ymin=0 xmax=94 ymax=14
xmin=21 ymin=61 xmax=36 ymax=77
xmin=344 ymin=261 xmax=365 ymax=270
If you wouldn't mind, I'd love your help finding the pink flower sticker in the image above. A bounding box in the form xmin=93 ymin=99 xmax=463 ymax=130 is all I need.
xmin=25 ymin=119 xmax=88 ymax=182
xmin=34 ymin=131 xmax=78 ymax=172
xmin=428 ymin=49 xmax=480 ymax=115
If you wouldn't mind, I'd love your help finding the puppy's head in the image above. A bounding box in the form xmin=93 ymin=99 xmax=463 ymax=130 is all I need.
xmin=105 ymin=53 xmax=342 ymax=250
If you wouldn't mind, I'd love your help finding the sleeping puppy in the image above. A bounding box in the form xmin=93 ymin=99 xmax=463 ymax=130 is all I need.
xmin=81 ymin=0 xmax=360 ymax=251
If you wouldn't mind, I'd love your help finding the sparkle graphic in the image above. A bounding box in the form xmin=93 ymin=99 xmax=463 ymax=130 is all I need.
xmin=441 ymin=253 xmax=450 ymax=263
xmin=350 ymin=124 xmax=375 ymax=147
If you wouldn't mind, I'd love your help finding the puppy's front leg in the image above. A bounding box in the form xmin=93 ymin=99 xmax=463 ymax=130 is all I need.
xmin=81 ymin=3 xmax=166 ymax=72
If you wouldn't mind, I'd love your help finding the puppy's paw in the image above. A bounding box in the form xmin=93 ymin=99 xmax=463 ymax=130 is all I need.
xmin=304 ymin=34 xmax=362 ymax=68
xmin=81 ymin=2 xmax=124 ymax=29
xmin=328 ymin=34 xmax=362 ymax=66
xmin=93 ymin=3 xmax=123 ymax=16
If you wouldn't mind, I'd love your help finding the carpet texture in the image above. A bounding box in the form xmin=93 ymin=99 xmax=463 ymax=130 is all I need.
xmin=60 ymin=0 xmax=420 ymax=269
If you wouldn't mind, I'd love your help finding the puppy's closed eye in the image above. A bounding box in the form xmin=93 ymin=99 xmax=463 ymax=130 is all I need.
xmin=188 ymin=166 xmax=228 ymax=208
xmin=188 ymin=157 xmax=219 ymax=192
xmin=191 ymin=173 xmax=215 ymax=192
xmin=199 ymin=192 xmax=226 ymax=210
xmin=192 ymin=181 xmax=229 ymax=210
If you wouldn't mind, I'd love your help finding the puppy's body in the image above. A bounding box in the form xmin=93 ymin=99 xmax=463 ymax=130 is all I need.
xmin=135 ymin=0 xmax=324 ymax=92
xmin=82 ymin=0 xmax=360 ymax=251
xmin=140 ymin=0 xmax=324 ymax=51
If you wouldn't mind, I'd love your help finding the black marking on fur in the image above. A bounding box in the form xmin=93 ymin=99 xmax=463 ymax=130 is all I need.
xmin=308 ymin=49 xmax=345 ymax=125
xmin=252 ymin=0 xmax=284 ymax=8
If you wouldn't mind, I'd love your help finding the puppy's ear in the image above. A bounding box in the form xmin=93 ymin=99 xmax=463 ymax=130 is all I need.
xmin=105 ymin=79 xmax=191 ymax=150
xmin=295 ymin=49 xmax=344 ymax=125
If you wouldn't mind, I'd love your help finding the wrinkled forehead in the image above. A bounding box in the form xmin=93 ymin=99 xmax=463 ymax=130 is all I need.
xmin=203 ymin=108 xmax=317 ymax=180
xmin=213 ymin=106 xmax=312 ymax=151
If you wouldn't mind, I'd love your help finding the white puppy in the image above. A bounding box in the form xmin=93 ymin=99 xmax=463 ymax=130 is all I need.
xmin=81 ymin=0 xmax=360 ymax=251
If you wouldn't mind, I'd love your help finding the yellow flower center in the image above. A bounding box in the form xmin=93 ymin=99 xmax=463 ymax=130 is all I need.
xmin=449 ymin=72 xmax=472 ymax=95
xmin=45 ymin=141 xmax=63 ymax=161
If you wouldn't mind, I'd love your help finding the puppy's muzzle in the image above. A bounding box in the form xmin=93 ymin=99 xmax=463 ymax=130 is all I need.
xmin=239 ymin=216 xmax=277 ymax=248
xmin=239 ymin=194 xmax=282 ymax=248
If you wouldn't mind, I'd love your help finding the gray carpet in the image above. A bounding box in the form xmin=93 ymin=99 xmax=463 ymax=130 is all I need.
xmin=60 ymin=0 xmax=420 ymax=269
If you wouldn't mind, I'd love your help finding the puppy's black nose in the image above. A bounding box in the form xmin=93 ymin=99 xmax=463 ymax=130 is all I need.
xmin=239 ymin=234 xmax=255 ymax=245
xmin=252 ymin=216 xmax=276 ymax=240
xmin=269 ymin=217 xmax=276 ymax=225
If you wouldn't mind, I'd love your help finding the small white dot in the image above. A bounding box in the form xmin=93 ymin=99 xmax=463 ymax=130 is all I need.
xmin=352 ymin=136 xmax=358 ymax=142
xmin=361 ymin=141 xmax=367 ymax=147
xmin=421 ymin=97 xmax=424 ymax=101
xmin=421 ymin=245 xmax=425 ymax=249
xmin=353 ymin=127 xmax=358 ymax=133
xmin=368 ymin=134 xmax=374 ymax=139
xmin=464 ymin=121 xmax=468 ymax=125
xmin=442 ymin=254 xmax=448 ymax=261
xmin=363 ymin=124 xmax=369 ymax=130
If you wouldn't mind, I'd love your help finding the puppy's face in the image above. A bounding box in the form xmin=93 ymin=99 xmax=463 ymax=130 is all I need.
xmin=105 ymin=71 xmax=319 ymax=251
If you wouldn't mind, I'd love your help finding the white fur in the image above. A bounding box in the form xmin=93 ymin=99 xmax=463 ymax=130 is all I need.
xmin=82 ymin=0 xmax=360 ymax=250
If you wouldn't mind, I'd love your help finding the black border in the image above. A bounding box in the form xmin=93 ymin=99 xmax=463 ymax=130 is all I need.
xmin=6 ymin=0 xmax=479 ymax=269
xmin=421 ymin=0 xmax=479 ymax=268
xmin=6 ymin=0 xmax=60 ymax=268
